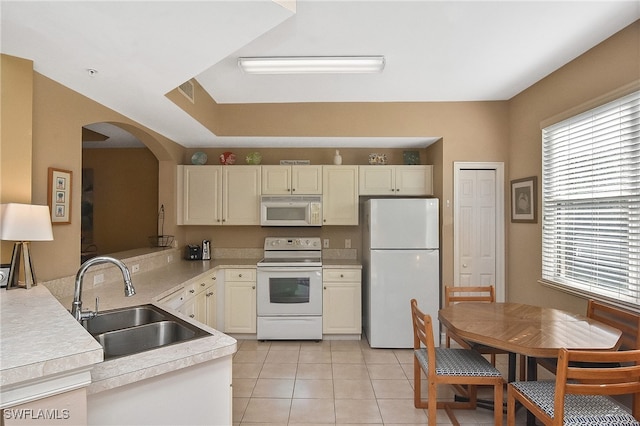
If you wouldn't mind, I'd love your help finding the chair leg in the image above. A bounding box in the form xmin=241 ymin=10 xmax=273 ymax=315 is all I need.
xmin=506 ymin=385 xmax=516 ymax=426
xmin=494 ymin=380 xmax=504 ymax=426
xmin=414 ymin=357 xmax=428 ymax=408
xmin=428 ymin=377 xmax=438 ymax=426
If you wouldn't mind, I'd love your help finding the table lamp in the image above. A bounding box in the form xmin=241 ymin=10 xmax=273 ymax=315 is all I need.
xmin=0 ymin=203 xmax=54 ymax=289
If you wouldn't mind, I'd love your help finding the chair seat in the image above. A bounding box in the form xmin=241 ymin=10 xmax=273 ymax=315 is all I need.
xmin=415 ymin=347 xmax=502 ymax=377
xmin=511 ymin=381 xmax=640 ymax=425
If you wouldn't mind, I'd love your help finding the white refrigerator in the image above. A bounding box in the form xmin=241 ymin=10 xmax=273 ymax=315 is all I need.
xmin=363 ymin=198 xmax=440 ymax=348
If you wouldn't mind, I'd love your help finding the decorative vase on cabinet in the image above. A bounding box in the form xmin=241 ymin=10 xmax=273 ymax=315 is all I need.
xmin=333 ymin=150 xmax=342 ymax=165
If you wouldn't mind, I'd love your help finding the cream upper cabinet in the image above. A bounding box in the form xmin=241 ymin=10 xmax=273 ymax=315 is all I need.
xmin=222 ymin=166 xmax=261 ymax=225
xmin=262 ymin=165 xmax=322 ymax=195
xmin=322 ymin=268 xmax=362 ymax=335
xmin=178 ymin=165 xmax=261 ymax=226
xmin=359 ymin=165 xmax=433 ymax=196
xmin=177 ymin=165 xmax=223 ymax=225
xmin=322 ymin=165 xmax=359 ymax=225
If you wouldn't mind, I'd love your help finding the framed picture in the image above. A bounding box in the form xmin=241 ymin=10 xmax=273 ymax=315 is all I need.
xmin=511 ymin=176 xmax=537 ymax=223
xmin=48 ymin=167 xmax=72 ymax=224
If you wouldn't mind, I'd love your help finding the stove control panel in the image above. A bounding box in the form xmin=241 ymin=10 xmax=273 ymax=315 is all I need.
xmin=264 ymin=237 xmax=321 ymax=250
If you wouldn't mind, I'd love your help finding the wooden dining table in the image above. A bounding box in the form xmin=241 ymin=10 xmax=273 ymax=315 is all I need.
xmin=438 ymin=302 xmax=623 ymax=382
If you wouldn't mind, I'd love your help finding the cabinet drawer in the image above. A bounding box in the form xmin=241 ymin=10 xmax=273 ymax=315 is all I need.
xmin=224 ymin=268 xmax=256 ymax=282
xmin=158 ymin=288 xmax=187 ymax=310
xmin=323 ymin=269 xmax=361 ymax=282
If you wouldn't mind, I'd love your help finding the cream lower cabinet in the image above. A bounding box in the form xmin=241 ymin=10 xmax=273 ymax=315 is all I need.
xmin=322 ymin=165 xmax=359 ymax=225
xmin=322 ymin=268 xmax=362 ymax=335
xmin=159 ymin=271 xmax=217 ymax=328
xmin=224 ymin=268 xmax=257 ymax=333
xmin=359 ymin=165 xmax=433 ymax=196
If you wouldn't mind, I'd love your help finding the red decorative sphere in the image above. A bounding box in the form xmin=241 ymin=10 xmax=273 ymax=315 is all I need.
xmin=219 ymin=152 xmax=236 ymax=165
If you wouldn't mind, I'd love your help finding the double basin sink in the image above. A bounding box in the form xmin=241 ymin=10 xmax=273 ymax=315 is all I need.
xmin=82 ymin=304 xmax=210 ymax=360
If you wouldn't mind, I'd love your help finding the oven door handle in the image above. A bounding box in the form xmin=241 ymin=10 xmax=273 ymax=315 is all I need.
xmin=257 ymin=267 xmax=322 ymax=273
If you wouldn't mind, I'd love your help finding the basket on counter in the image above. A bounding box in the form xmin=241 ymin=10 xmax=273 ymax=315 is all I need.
xmin=148 ymin=235 xmax=174 ymax=248
xmin=149 ymin=204 xmax=174 ymax=247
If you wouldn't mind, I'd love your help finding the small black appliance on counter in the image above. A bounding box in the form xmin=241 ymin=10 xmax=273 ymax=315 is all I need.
xmin=184 ymin=244 xmax=201 ymax=260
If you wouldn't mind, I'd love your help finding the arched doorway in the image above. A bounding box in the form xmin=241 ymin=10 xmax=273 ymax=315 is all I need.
xmin=81 ymin=122 xmax=159 ymax=259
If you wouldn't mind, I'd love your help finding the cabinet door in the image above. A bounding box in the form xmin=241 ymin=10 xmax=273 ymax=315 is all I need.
xmin=224 ymin=281 xmax=256 ymax=333
xmin=358 ymin=166 xmax=395 ymax=195
xmin=178 ymin=296 xmax=197 ymax=320
xmin=262 ymin=165 xmax=291 ymax=195
xmin=322 ymin=166 xmax=359 ymax=225
xmin=178 ymin=165 xmax=223 ymax=225
xmin=323 ymin=282 xmax=361 ymax=334
xmin=292 ymin=166 xmax=322 ymax=194
xmin=223 ymin=166 xmax=261 ymax=225
xmin=204 ymin=285 xmax=217 ymax=328
xmin=395 ymin=166 xmax=433 ymax=196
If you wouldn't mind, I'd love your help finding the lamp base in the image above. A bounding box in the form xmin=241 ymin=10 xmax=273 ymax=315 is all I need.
xmin=7 ymin=241 xmax=37 ymax=290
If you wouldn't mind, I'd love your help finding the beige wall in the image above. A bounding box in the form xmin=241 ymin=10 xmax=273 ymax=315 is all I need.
xmin=507 ymin=20 xmax=639 ymax=313
xmin=82 ymin=148 xmax=158 ymax=255
xmin=1 ymin=61 xmax=184 ymax=280
xmin=2 ymin=19 xmax=637 ymax=306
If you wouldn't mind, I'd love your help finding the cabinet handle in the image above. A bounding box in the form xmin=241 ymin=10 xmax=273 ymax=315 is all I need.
xmin=340 ymin=274 xmax=344 ymax=278
xmin=206 ymin=292 xmax=214 ymax=297
xmin=252 ymin=286 xmax=256 ymax=289
xmin=324 ymin=286 xmax=327 ymax=290
xmin=189 ymin=314 xmax=195 ymax=318
xmin=292 ymin=188 xmax=295 ymax=192
xmin=189 ymin=289 xmax=195 ymax=293
xmin=200 ymin=283 xmax=205 ymax=287
xmin=238 ymin=273 xmax=242 ymax=278
xmin=212 ymin=276 xmax=216 ymax=280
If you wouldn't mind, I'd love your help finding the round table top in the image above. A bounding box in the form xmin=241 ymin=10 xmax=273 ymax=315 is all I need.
xmin=438 ymin=302 xmax=623 ymax=358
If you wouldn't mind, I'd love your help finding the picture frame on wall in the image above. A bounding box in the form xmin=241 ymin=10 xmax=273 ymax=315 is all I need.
xmin=48 ymin=167 xmax=72 ymax=224
xmin=511 ymin=176 xmax=537 ymax=223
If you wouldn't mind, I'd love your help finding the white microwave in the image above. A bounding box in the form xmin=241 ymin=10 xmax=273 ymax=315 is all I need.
xmin=260 ymin=195 xmax=322 ymax=227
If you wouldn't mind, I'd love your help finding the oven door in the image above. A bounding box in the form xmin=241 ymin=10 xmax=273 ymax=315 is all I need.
xmin=257 ymin=267 xmax=322 ymax=316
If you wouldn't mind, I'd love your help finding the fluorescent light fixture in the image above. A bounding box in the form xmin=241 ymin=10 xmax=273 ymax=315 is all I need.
xmin=238 ymin=56 xmax=385 ymax=74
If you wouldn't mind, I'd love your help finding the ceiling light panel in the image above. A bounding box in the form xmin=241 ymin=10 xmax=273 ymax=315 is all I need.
xmin=238 ymin=56 xmax=385 ymax=74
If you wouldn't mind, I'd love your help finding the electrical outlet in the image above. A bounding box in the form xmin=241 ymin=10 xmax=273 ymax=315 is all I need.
xmin=323 ymin=239 xmax=329 ymax=248
xmin=131 ymin=264 xmax=140 ymax=273
xmin=167 ymin=254 xmax=174 ymax=263
xmin=94 ymin=274 xmax=104 ymax=285
xmin=345 ymin=239 xmax=351 ymax=248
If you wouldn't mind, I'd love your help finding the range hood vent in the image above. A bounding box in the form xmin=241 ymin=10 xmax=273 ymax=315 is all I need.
xmin=178 ymin=80 xmax=195 ymax=103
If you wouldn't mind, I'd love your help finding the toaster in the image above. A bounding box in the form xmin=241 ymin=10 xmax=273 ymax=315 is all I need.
xmin=184 ymin=244 xmax=202 ymax=260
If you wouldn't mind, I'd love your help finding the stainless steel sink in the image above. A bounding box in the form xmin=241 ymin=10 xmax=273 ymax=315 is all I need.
xmin=82 ymin=304 xmax=210 ymax=360
xmin=82 ymin=305 xmax=168 ymax=334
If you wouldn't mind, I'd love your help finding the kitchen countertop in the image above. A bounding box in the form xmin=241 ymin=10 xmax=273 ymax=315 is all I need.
xmin=1 ymin=254 xmax=362 ymax=403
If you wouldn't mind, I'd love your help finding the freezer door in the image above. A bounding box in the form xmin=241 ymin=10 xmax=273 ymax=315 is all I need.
xmin=367 ymin=198 xmax=439 ymax=249
xmin=365 ymin=249 xmax=440 ymax=348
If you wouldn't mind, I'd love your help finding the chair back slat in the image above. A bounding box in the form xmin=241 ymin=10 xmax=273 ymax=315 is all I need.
xmin=554 ymin=347 xmax=640 ymax=420
xmin=410 ymin=299 xmax=436 ymax=375
xmin=445 ymin=285 xmax=495 ymax=306
xmin=588 ymin=300 xmax=640 ymax=350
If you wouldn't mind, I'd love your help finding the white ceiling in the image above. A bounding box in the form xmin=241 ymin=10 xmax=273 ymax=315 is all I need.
xmin=2 ymin=1 xmax=638 ymax=149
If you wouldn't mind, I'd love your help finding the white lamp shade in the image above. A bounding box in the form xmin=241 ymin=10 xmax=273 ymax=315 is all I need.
xmin=0 ymin=203 xmax=54 ymax=241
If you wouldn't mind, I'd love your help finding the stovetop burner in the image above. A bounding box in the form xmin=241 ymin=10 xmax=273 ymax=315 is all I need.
xmin=257 ymin=237 xmax=322 ymax=268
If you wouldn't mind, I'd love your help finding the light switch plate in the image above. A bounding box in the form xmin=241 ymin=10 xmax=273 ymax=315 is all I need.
xmin=0 ymin=264 xmax=10 ymax=288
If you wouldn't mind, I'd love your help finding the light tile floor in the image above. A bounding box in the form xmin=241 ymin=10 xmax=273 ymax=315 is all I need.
xmin=232 ymin=338 xmax=533 ymax=425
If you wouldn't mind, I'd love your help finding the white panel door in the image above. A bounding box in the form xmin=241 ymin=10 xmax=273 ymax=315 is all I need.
xmin=457 ymin=169 xmax=497 ymax=288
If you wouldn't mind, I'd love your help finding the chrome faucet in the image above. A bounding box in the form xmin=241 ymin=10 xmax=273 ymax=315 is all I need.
xmin=71 ymin=256 xmax=136 ymax=321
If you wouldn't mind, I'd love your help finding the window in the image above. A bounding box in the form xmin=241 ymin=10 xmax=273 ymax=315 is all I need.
xmin=542 ymin=90 xmax=640 ymax=307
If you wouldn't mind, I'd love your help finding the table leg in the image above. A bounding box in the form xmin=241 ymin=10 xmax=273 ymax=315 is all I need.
xmin=508 ymin=352 xmax=516 ymax=382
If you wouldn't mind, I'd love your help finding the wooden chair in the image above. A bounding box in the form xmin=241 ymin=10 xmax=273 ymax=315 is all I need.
xmin=537 ymin=300 xmax=640 ymax=374
xmin=410 ymin=298 xmax=504 ymax=426
xmin=445 ymin=285 xmax=525 ymax=380
xmin=507 ymin=347 xmax=640 ymax=425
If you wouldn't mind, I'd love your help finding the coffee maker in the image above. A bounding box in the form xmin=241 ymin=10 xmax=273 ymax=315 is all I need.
xmin=201 ymin=240 xmax=211 ymax=260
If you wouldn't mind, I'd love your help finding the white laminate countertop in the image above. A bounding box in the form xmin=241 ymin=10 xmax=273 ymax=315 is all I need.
xmin=0 ymin=285 xmax=103 ymax=389
xmin=1 ymin=256 xmax=362 ymax=400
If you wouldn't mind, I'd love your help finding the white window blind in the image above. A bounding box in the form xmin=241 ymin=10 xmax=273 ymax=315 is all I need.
xmin=542 ymin=90 xmax=640 ymax=307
